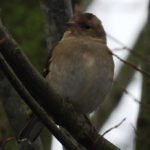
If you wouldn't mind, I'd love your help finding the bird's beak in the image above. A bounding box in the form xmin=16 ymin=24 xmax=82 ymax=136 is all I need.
xmin=66 ymin=21 xmax=77 ymax=27
xmin=66 ymin=21 xmax=80 ymax=33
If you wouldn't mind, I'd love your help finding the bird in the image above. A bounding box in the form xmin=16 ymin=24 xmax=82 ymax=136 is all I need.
xmin=18 ymin=12 xmax=114 ymax=143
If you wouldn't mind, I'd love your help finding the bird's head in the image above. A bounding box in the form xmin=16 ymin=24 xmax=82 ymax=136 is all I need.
xmin=66 ymin=13 xmax=106 ymax=43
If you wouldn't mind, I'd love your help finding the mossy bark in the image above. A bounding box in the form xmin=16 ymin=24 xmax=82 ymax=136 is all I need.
xmin=136 ymin=2 xmax=150 ymax=150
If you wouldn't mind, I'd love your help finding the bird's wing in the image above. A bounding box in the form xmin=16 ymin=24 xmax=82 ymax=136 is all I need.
xmin=42 ymin=43 xmax=58 ymax=77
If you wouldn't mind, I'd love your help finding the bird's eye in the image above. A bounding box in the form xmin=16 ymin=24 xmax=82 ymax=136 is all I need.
xmin=79 ymin=23 xmax=90 ymax=29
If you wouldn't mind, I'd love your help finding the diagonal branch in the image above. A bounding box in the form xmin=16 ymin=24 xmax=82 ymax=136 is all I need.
xmin=0 ymin=53 xmax=81 ymax=150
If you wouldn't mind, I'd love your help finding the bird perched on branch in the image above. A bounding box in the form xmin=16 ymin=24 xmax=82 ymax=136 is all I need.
xmin=18 ymin=12 xmax=114 ymax=142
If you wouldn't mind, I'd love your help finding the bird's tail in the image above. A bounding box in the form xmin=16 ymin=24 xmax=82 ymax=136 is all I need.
xmin=18 ymin=115 xmax=43 ymax=143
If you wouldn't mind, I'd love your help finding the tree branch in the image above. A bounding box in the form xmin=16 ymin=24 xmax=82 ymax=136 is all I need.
xmin=40 ymin=0 xmax=73 ymax=49
xmin=0 ymin=53 xmax=81 ymax=150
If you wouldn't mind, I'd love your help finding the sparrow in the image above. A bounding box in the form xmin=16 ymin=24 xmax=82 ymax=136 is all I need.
xmin=18 ymin=12 xmax=114 ymax=142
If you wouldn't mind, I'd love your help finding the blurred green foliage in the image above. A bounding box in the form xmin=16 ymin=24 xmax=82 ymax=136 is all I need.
xmin=0 ymin=0 xmax=47 ymax=72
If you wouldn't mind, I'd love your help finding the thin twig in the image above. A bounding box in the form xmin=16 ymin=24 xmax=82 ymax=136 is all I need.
xmin=113 ymin=47 xmax=150 ymax=64
xmin=0 ymin=137 xmax=14 ymax=150
xmin=108 ymin=34 xmax=150 ymax=64
xmin=112 ymin=52 xmax=150 ymax=78
xmin=101 ymin=118 xmax=126 ymax=137
xmin=114 ymin=79 xmax=150 ymax=111
xmin=107 ymin=34 xmax=131 ymax=50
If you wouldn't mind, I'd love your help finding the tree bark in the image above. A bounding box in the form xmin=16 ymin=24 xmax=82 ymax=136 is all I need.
xmin=40 ymin=0 xmax=73 ymax=50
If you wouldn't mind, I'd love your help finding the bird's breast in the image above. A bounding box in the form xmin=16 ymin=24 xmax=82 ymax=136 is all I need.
xmin=45 ymin=37 xmax=114 ymax=113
